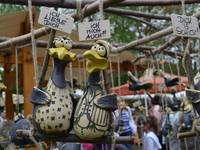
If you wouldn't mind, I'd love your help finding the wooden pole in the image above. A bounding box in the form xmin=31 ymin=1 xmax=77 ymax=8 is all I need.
xmin=4 ymin=55 xmax=14 ymax=120
xmin=105 ymin=7 xmax=171 ymax=20
xmin=0 ymin=0 xmax=199 ymax=8
xmin=37 ymin=134 xmax=135 ymax=144
xmin=22 ymin=47 xmax=34 ymax=117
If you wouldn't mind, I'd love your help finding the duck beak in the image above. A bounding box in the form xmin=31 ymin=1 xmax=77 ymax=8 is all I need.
xmin=49 ymin=47 xmax=76 ymax=61
xmin=83 ymin=50 xmax=108 ymax=73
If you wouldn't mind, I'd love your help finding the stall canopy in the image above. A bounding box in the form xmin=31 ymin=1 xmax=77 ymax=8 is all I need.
xmin=112 ymin=72 xmax=188 ymax=96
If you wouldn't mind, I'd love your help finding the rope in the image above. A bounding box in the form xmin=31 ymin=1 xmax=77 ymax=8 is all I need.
xmin=109 ymin=58 xmax=114 ymax=88
xmin=83 ymin=59 xmax=87 ymax=86
xmin=69 ymin=62 xmax=73 ymax=91
xmin=167 ymin=61 xmax=173 ymax=75
xmin=76 ymin=0 xmax=82 ymax=19
xmin=174 ymin=50 xmax=181 ymax=78
xmin=15 ymin=47 xmax=19 ymax=115
xmin=99 ymin=0 xmax=104 ymax=20
xmin=117 ymin=55 xmax=121 ymax=94
xmin=78 ymin=58 xmax=82 ymax=87
xmin=134 ymin=64 xmax=138 ymax=78
xmin=184 ymin=138 xmax=188 ymax=150
xmin=101 ymin=71 xmax=106 ymax=94
xmin=181 ymin=0 xmax=186 ymax=15
xmin=28 ymin=0 xmax=39 ymax=86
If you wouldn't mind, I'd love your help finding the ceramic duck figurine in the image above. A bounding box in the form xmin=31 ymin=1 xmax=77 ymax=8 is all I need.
xmin=73 ymin=40 xmax=117 ymax=139
xmin=127 ymin=71 xmax=153 ymax=91
xmin=31 ymin=36 xmax=76 ymax=135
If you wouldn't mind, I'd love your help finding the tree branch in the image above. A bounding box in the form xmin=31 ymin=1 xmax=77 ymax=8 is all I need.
xmin=112 ymin=11 xmax=200 ymax=53
xmin=0 ymin=0 xmax=199 ymax=8
xmin=105 ymin=7 xmax=171 ymax=20
xmin=118 ymin=15 xmax=159 ymax=30
xmin=0 ymin=0 xmax=125 ymax=49
xmin=112 ymin=26 xmax=173 ymax=53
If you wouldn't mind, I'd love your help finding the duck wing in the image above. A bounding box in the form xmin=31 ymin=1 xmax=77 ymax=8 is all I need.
xmin=31 ymin=87 xmax=51 ymax=105
xmin=94 ymin=93 xmax=118 ymax=110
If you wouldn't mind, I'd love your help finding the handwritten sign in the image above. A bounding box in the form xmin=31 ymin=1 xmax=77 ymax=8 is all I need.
xmin=38 ymin=7 xmax=74 ymax=33
xmin=171 ymin=14 xmax=200 ymax=38
xmin=78 ymin=20 xmax=111 ymax=41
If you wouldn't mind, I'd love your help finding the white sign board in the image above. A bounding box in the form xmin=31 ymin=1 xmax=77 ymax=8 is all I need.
xmin=78 ymin=20 xmax=111 ymax=41
xmin=171 ymin=14 xmax=200 ymax=38
xmin=38 ymin=7 xmax=74 ymax=33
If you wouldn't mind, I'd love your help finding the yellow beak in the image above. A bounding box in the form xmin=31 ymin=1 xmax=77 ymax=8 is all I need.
xmin=83 ymin=50 xmax=108 ymax=74
xmin=49 ymin=47 xmax=76 ymax=61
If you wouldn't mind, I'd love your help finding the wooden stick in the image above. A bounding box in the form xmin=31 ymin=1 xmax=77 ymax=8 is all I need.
xmin=38 ymin=29 xmax=56 ymax=88
xmin=119 ymin=15 xmax=159 ymax=29
xmin=0 ymin=0 xmax=199 ymax=8
xmin=36 ymin=134 xmax=134 ymax=144
xmin=106 ymin=7 xmax=171 ymax=20
xmin=0 ymin=27 xmax=51 ymax=49
xmin=112 ymin=26 xmax=173 ymax=53
xmin=177 ymin=131 xmax=196 ymax=139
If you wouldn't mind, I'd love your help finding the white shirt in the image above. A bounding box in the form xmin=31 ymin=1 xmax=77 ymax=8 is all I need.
xmin=143 ymin=131 xmax=161 ymax=150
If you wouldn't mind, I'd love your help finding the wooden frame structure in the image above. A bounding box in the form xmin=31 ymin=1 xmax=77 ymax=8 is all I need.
xmin=0 ymin=0 xmax=197 ymax=118
xmin=0 ymin=0 xmax=199 ymax=145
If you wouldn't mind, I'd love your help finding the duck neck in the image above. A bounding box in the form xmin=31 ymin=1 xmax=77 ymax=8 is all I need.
xmin=51 ymin=58 xmax=68 ymax=88
xmin=88 ymin=71 xmax=101 ymax=85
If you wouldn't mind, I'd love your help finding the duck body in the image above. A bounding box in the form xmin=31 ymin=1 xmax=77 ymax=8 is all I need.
xmin=31 ymin=36 xmax=76 ymax=135
xmin=34 ymin=59 xmax=73 ymax=135
xmin=74 ymin=72 xmax=111 ymax=139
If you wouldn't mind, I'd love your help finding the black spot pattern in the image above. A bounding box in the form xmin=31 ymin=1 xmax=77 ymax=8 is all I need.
xmin=51 ymin=117 xmax=55 ymax=120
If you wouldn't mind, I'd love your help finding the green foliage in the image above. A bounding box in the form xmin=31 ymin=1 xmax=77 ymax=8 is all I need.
xmin=0 ymin=4 xmax=25 ymax=15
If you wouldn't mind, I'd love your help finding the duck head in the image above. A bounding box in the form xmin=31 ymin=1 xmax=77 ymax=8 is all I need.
xmin=49 ymin=36 xmax=76 ymax=88
xmin=83 ymin=40 xmax=111 ymax=74
xmin=49 ymin=36 xmax=76 ymax=61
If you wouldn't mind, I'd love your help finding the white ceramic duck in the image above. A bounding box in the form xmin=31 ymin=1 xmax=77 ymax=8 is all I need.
xmin=31 ymin=36 xmax=76 ymax=135
xmin=73 ymin=40 xmax=117 ymax=139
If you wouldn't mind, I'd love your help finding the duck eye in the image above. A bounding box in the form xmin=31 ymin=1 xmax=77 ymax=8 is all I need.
xmin=92 ymin=44 xmax=100 ymax=50
xmin=63 ymin=40 xmax=72 ymax=50
xmin=97 ymin=46 xmax=106 ymax=57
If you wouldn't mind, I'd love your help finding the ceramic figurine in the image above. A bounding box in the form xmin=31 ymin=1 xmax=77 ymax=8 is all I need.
xmin=31 ymin=36 xmax=76 ymax=135
xmin=73 ymin=40 xmax=117 ymax=139
xmin=155 ymin=70 xmax=179 ymax=87
xmin=127 ymin=71 xmax=153 ymax=91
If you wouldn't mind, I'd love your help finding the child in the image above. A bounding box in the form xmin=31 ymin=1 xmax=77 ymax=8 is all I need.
xmin=143 ymin=116 xmax=161 ymax=150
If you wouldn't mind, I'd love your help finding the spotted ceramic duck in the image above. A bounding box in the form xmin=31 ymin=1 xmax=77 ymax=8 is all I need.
xmin=73 ymin=40 xmax=117 ymax=139
xmin=31 ymin=36 xmax=76 ymax=135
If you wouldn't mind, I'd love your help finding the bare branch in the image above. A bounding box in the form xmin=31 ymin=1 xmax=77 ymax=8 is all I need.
xmin=153 ymin=36 xmax=181 ymax=54
xmin=105 ymin=7 xmax=171 ymax=20
xmin=118 ymin=15 xmax=159 ymax=30
xmin=112 ymin=12 xmax=200 ymax=53
xmin=0 ymin=0 xmax=199 ymax=8
xmin=0 ymin=0 xmax=125 ymax=49
xmin=112 ymin=26 xmax=173 ymax=53
xmin=0 ymin=28 xmax=51 ymax=49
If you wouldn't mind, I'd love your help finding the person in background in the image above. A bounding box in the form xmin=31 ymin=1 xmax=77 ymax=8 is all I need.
xmin=143 ymin=116 xmax=161 ymax=150
xmin=114 ymin=101 xmax=137 ymax=150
